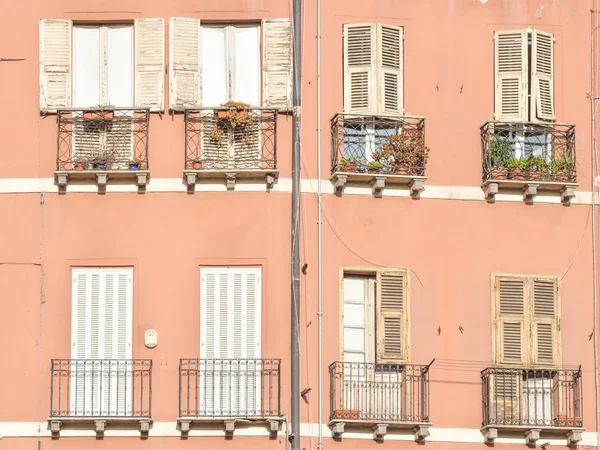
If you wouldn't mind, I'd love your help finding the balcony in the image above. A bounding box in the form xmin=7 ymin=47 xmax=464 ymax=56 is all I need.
xmin=55 ymin=108 xmax=150 ymax=193
xmin=480 ymin=121 xmax=577 ymax=203
xmin=178 ymin=358 xmax=282 ymax=435
xmin=328 ymin=361 xmax=432 ymax=441
xmin=330 ymin=114 xmax=428 ymax=198
xmin=184 ymin=108 xmax=279 ymax=192
xmin=481 ymin=367 xmax=583 ymax=445
xmin=49 ymin=359 xmax=152 ymax=435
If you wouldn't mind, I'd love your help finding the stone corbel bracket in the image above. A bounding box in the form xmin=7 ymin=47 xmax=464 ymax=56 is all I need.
xmin=224 ymin=419 xmax=236 ymax=435
xmin=136 ymin=172 xmax=149 ymax=193
xmin=178 ymin=418 xmax=192 ymax=434
xmin=371 ymin=176 xmax=386 ymax=198
xmin=56 ymin=173 xmax=68 ymax=193
xmin=481 ymin=427 xmax=497 ymax=443
xmin=522 ymin=183 xmax=539 ymax=202
xmin=94 ymin=419 xmax=106 ymax=436
xmin=96 ymin=172 xmax=108 ymax=194
xmin=225 ymin=173 xmax=237 ymax=190
xmin=560 ymin=185 xmax=576 ymax=205
xmin=372 ymin=423 xmax=388 ymax=441
xmin=331 ymin=174 xmax=348 ymax=196
xmin=139 ymin=419 xmax=151 ymax=434
xmin=185 ymin=172 xmax=197 ymax=193
xmin=266 ymin=419 xmax=281 ymax=437
xmin=329 ymin=421 xmax=345 ymax=438
xmin=409 ymin=178 xmax=425 ymax=198
xmin=566 ymin=428 xmax=584 ymax=445
xmin=50 ymin=420 xmax=62 ymax=436
xmin=414 ymin=424 xmax=431 ymax=441
xmin=483 ymin=182 xmax=499 ymax=201
xmin=524 ymin=428 xmax=541 ymax=445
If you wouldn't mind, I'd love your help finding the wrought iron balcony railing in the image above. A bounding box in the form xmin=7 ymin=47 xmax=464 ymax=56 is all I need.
xmin=331 ymin=113 xmax=427 ymax=176
xmin=57 ymin=108 xmax=150 ymax=172
xmin=50 ymin=359 xmax=152 ymax=419
xmin=481 ymin=121 xmax=576 ymax=183
xmin=329 ymin=361 xmax=430 ymax=424
xmin=184 ymin=108 xmax=277 ymax=171
xmin=179 ymin=358 xmax=281 ymax=419
xmin=481 ymin=367 xmax=583 ymax=429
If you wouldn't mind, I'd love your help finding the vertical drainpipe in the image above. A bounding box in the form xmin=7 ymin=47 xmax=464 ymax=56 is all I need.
xmin=291 ymin=0 xmax=302 ymax=448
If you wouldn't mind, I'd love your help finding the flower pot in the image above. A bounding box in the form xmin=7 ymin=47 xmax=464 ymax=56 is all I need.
xmin=554 ymin=170 xmax=570 ymax=182
xmin=92 ymin=161 xmax=107 ymax=170
xmin=343 ymin=163 xmax=357 ymax=172
xmin=128 ymin=163 xmax=140 ymax=171
xmin=192 ymin=161 xmax=203 ymax=170
xmin=72 ymin=162 xmax=85 ymax=171
xmin=393 ymin=166 xmax=409 ymax=175
xmin=528 ymin=170 xmax=543 ymax=181
xmin=83 ymin=110 xmax=114 ymax=120
xmin=509 ymin=168 xmax=526 ymax=180
xmin=490 ymin=167 xmax=508 ymax=180
xmin=333 ymin=409 xmax=360 ymax=420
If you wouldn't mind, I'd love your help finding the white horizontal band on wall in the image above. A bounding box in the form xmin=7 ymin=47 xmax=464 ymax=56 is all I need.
xmin=0 ymin=422 xmax=596 ymax=445
xmin=0 ymin=177 xmax=594 ymax=205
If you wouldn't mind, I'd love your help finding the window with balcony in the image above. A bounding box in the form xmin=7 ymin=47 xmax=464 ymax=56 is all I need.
xmin=174 ymin=18 xmax=292 ymax=190
xmin=49 ymin=268 xmax=151 ymax=436
xmin=331 ymin=23 xmax=429 ymax=198
xmin=481 ymin=275 xmax=583 ymax=445
xmin=482 ymin=28 xmax=577 ymax=203
xmin=178 ymin=268 xmax=281 ymax=435
xmin=40 ymin=19 xmax=163 ymax=191
xmin=329 ymin=270 xmax=431 ymax=441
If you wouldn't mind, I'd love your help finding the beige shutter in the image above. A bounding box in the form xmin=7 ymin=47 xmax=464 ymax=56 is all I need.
xmin=531 ymin=278 xmax=560 ymax=365
xmin=343 ymin=23 xmax=376 ymax=114
xmin=489 ymin=369 xmax=522 ymax=425
xmin=39 ymin=19 xmax=72 ymax=112
xmin=262 ymin=18 xmax=293 ymax=110
xmin=494 ymin=30 xmax=528 ymax=121
xmin=377 ymin=24 xmax=403 ymax=115
xmin=376 ymin=270 xmax=409 ymax=363
xmin=169 ymin=17 xmax=201 ymax=111
xmin=134 ymin=18 xmax=165 ymax=111
xmin=531 ymin=29 xmax=555 ymax=121
xmin=494 ymin=277 xmax=527 ymax=365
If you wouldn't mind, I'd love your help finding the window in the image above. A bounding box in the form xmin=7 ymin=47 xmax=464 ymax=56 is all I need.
xmin=200 ymin=267 xmax=262 ymax=415
xmin=40 ymin=18 xmax=165 ymax=112
xmin=343 ymin=23 xmax=403 ymax=116
xmin=494 ymin=28 xmax=555 ymax=122
xmin=342 ymin=270 xmax=410 ymax=364
xmin=169 ymin=18 xmax=292 ymax=111
xmin=492 ymin=275 xmax=561 ymax=366
xmin=70 ymin=268 xmax=133 ymax=416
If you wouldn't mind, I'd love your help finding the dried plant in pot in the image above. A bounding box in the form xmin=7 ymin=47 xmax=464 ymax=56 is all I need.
xmin=218 ymin=101 xmax=253 ymax=129
xmin=489 ymin=137 xmax=511 ymax=180
xmin=339 ymin=156 xmax=358 ymax=172
xmin=372 ymin=133 xmax=429 ymax=176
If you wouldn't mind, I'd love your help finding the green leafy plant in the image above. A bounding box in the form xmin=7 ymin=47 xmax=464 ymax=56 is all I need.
xmin=525 ymin=155 xmax=548 ymax=172
xmin=490 ymin=137 xmax=511 ymax=168
xmin=507 ymin=157 xmax=527 ymax=170
xmin=367 ymin=161 xmax=383 ymax=173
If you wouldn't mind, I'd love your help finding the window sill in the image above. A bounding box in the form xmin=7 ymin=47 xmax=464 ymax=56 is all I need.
xmin=48 ymin=417 xmax=151 ymax=436
xmin=183 ymin=169 xmax=278 ymax=192
xmin=328 ymin=419 xmax=431 ymax=441
xmin=481 ymin=179 xmax=578 ymax=204
xmin=177 ymin=416 xmax=282 ymax=436
xmin=330 ymin=172 xmax=427 ymax=198
xmin=481 ymin=424 xmax=584 ymax=446
xmin=54 ymin=170 xmax=150 ymax=194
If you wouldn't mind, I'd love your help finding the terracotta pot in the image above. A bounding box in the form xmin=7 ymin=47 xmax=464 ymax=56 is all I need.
xmin=192 ymin=161 xmax=203 ymax=170
xmin=554 ymin=170 xmax=569 ymax=182
xmin=83 ymin=110 xmax=114 ymax=120
xmin=333 ymin=409 xmax=360 ymax=420
xmin=509 ymin=168 xmax=526 ymax=180
xmin=72 ymin=162 xmax=85 ymax=171
xmin=490 ymin=167 xmax=508 ymax=180
xmin=343 ymin=163 xmax=357 ymax=172
xmin=393 ymin=166 xmax=409 ymax=175
xmin=528 ymin=170 xmax=543 ymax=181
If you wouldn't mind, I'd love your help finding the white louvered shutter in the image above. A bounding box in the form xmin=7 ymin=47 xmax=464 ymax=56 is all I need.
xmin=531 ymin=278 xmax=559 ymax=365
xmin=376 ymin=270 xmax=408 ymax=364
xmin=531 ymin=29 xmax=555 ymax=121
xmin=495 ymin=277 xmax=527 ymax=365
xmin=344 ymin=23 xmax=376 ymax=114
xmin=377 ymin=24 xmax=403 ymax=115
xmin=39 ymin=19 xmax=72 ymax=112
xmin=134 ymin=18 xmax=165 ymax=111
xmin=169 ymin=17 xmax=201 ymax=111
xmin=494 ymin=30 xmax=528 ymax=121
xmin=262 ymin=18 xmax=293 ymax=109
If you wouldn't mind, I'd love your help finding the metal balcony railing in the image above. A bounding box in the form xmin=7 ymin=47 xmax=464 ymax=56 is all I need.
xmin=184 ymin=108 xmax=277 ymax=171
xmin=329 ymin=362 xmax=430 ymax=423
xmin=179 ymin=358 xmax=281 ymax=418
xmin=481 ymin=367 xmax=583 ymax=429
xmin=56 ymin=108 xmax=150 ymax=172
xmin=331 ymin=113 xmax=427 ymax=176
xmin=50 ymin=359 xmax=152 ymax=419
xmin=481 ymin=121 xmax=576 ymax=183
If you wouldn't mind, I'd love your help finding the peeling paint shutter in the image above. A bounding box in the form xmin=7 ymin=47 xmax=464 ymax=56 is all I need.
xmin=376 ymin=270 xmax=407 ymax=364
xmin=494 ymin=30 xmax=528 ymax=121
xmin=532 ymin=278 xmax=559 ymax=365
xmin=39 ymin=19 xmax=72 ymax=112
xmin=495 ymin=277 xmax=526 ymax=364
xmin=262 ymin=18 xmax=293 ymax=109
xmin=377 ymin=24 xmax=403 ymax=115
xmin=531 ymin=29 xmax=555 ymax=121
xmin=134 ymin=18 xmax=165 ymax=111
xmin=344 ymin=23 xmax=376 ymax=114
xmin=169 ymin=17 xmax=201 ymax=111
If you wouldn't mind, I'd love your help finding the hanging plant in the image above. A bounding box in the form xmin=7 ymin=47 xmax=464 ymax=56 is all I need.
xmin=218 ymin=101 xmax=253 ymax=129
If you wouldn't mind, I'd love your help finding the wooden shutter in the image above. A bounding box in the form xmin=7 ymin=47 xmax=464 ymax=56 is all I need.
xmin=376 ymin=270 xmax=408 ymax=363
xmin=377 ymin=24 xmax=403 ymax=115
xmin=489 ymin=369 xmax=522 ymax=424
xmin=494 ymin=30 xmax=528 ymax=121
xmin=169 ymin=17 xmax=201 ymax=111
xmin=134 ymin=18 xmax=165 ymax=111
xmin=343 ymin=23 xmax=376 ymax=114
xmin=531 ymin=278 xmax=560 ymax=365
xmin=39 ymin=19 xmax=72 ymax=112
xmin=531 ymin=29 xmax=555 ymax=121
xmin=262 ymin=18 xmax=293 ymax=109
xmin=494 ymin=277 xmax=527 ymax=365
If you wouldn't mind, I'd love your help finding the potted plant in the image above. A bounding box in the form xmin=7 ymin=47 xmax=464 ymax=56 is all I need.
xmin=72 ymin=157 xmax=87 ymax=171
xmin=372 ymin=133 xmax=430 ymax=176
xmin=218 ymin=101 xmax=252 ymax=129
xmin=367 ymin=160 xmax=384 ymax=173
xmin=192 ymin=158 xmax=203 ymax=170
xmin=551 ymin=153 xmax=573 ymax=182
xmin=340 ymin=157 xmax=357 ymax=172
xmin=507 ymin=157 xmax=527 ymax=180
xmin=489 ymin=137 xmax=511 ymax=180
xmin=127 ymin=159 xmax=142 ymax=171
xmin=84 ymin=104 xmax=115 ymax=120
xmin=525 ymin=155 xmax=548 ymax=181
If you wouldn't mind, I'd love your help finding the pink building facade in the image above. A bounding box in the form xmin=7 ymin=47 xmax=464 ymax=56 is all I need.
xmin=0 ymin=0 xmax=599 ymax=449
